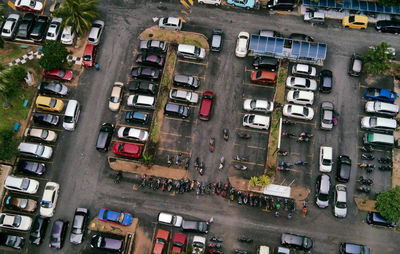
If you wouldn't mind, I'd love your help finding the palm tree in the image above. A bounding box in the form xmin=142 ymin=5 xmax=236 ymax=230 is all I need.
xmin=0 ymin=2 xmax=6 ymax=48
xmin=0 ymin=67 xmax=13 ymax=108
xmin=54 ymin=0 xmax=101 ymax=37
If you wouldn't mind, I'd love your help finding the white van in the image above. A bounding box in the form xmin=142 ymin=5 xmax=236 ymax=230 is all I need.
xmin=319 ymin=146 xmax=333 ymax=172
xmin=63 ymin=100 xmax=80 ymax=131
xmin=361 ymin=116 xmax=397 ymax=133
xmin=365 ymin=101 xmax=399 ymax=117
xmin=177 ymin=44 xmax=206 ymax=61
xmin=363 ymin=133 xmax=395 ymax=147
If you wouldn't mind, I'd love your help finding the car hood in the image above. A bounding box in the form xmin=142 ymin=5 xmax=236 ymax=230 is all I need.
xmin=59 ymin=85 xmax=69 ymax=95
xmin=334 ymin=206 xmax=347 ymax=217
xmin=321 ymin=120 xmax=333 ymax=129
xmin=27 ymin=179 xmax=40 ymax=194
xmin=243 ymin=99 xmax=252 ymax=110
xmin=316 ymin=198 xmax=329 ymax=208
xmin=189 ymin=92 xmax=199 ymax=104
xmin=174 ymin=216 xmax=183 ymax=227
xmin=70 ymin=232 xmax=83 ymax=244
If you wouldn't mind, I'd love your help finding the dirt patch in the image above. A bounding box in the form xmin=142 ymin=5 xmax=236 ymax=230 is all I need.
xmin=66 ymin=34 xmax=88 ymax=57
xmin=229 ymin=176 xmax=250 ymax=190
xmin=354 ymin=197 xmax=377 ymax=212
xmin=0 ymin=43 xmax=38 ymax=65
xmin=133 ymin=226 xmax=152 ymax=254
xmin=392 ymin=148 xmax=400 ymax=187
xmin=0 ymin=165 xmax=12 ymax=210
xmin=290 ymin=186 xmax=310 ymax=208
xmin=88 ymin=217 xmax=138 ymax=237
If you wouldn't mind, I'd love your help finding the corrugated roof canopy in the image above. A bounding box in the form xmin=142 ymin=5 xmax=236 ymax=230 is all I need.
xmin=303 ymin=0 xmax=400 ymax=15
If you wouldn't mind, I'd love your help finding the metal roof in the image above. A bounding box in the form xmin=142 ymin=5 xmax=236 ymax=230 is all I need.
xmin=303 ymin=0 xmax=400 ymax=15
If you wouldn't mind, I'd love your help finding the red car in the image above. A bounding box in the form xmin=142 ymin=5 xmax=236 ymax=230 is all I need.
xmin=43 ymin=69 xmax=73 ymax=81
xmin=152 ymin=229 xmax=170 ymax=254
xmin=113 ymin=142 xmax=142 ymax=158
xmin=82 ymin=44 xmax=97 ymax=67
xmin=171 ymin=233 xmax=186 ymax=254
xmin=250 ymin=70 xmax=276 ymax=84
xmin=199 ymin=91 xmax=214 ymax=121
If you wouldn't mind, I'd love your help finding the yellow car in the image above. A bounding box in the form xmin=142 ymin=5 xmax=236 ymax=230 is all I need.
xmin=36 ymin=96 xmax=64 ymax=112
xmin=342 ymin=15 xmax=368 ymax=29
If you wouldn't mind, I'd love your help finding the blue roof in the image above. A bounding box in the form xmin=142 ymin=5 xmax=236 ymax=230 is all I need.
xmin=303 ymin=0 xmax=400 ymax=15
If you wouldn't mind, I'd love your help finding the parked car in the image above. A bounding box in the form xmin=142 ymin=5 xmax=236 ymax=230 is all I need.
xmin=109 ymin=81 xmax=124 ymax=111
xmin=348 ymin=54 xmax=363 ymax=76
xmin=252 ymin=56 xmax=279 ymax=71
xmin=315 ymin=174 xmax=331 ymax=208
xmin=286 ymin=76 xmax=317 ymax=91
xmin=82 ymin=43 xmax=97 ymax=67
xmin=69 ymin=207 xmax=88 ymax=244
xmin=38 ymin=82 xmax=68 ymax=96
xmin=33 ymin=112 xmax=59 ymax=126
xmin=319 ymin=69 xmax=333 ymax=93
xmin=169 ymin=89 xmax=199 ymax=104
xmin=336 ymin=155 xmax=351 ymax=182
xmin=157 ymin=212 xmax=183 ymax=227
xmin=334 ymin=184 xmax=347 ymax=218
xmin=292 ymin=63 xmax=316 ymax=77
xmin=339 ymin=242 xmax=370 ymax=254
xmin=289 ymin=33 xmax=314 ymax=42
xmin=90 ymin=235 xmax=124 ymax=252
xmin=365 ymin=101 xmax=399 ymax=117
xmin=49 ymin=219 xmax=68 ymax=249
xmin=43 ymin=69 xmax=73 ymax=81
xmin=250 ymin=70 xmax=276 ymax=84
xmin=283 ymin=104 xmax=314 ymax=120
xmin=128 ymin=81 xmax=157 ymax=95
xmin=125 ymin=111 xmax=149 ymax=124
xmin=342 ymin=15 xmax=368 ymax=29
xmin=131 ymin=67 xmax=160 ymax=80
xmin=281 ymin=233 xmax=313 ymax=250
xmin=172 ymin=233 xmax=186 ymax=254
xmin=164 ymin=103 xmax=190 ymax=119
xmin=153 ymin=229 xmax=170 ymax=254
xmin=49 ymin=0 xmax=63 ymax=13
xmin=1 ymin=14 xmax=20 ymax=40
xmin=136 ymin=53 xmax=165 ymax=67
xmin=139 ymin=40 xmax=168 ymax=53
xmin=87 ymin=20 xmax=104 ymax=45
xmin=16 ymin=13 xmax=36 ymax=39
xmin=259 ymin=29 xmax=282 ymax=38
xmin=158 ymin=17 xmax=182 ymax=30
xmin=4 ymin=175 xmax=39 ymax=194
xmin=319 ymin=146 xmax=333 ymax=173
xmin=98 ymin=208 xmax=133 ymax=226
xmin=199 ymin=91 xmax=214 ymax=121
xmin=235 ymin=31 xmax=249 ymax=57
xmin=30 ymin=216 xmax=48 ymax=245
xmin=35 ymin=96 xmax=64 ymax=112
xmin=227 ymin=0 xmax=254 ymax=9
xmin=192 ymin=235 xmax=206 ymax=254
xmin=304 ymin=9 xmax=325 ymax=24
xmin=0 ymin=213 xmax=32 ymax=231
xmin=127 ymin=94 xmax=155 ymax=109
xmin=181 ymin=220 xmax=209 ymax=233
xmin=173 ymin=75 xmax=200 ymax=89
xmin=243 ymin=99 xmax=273 ymax=113
xmin=366 ymin=211 xmax=396 ymax=227
xmin=0 ymin=232 xmax=25 ymax=250
xmin=45 ymin=17 xmax=62 ymax=41
xmin=210 ymin=29 xmax=223 ymax=52
xmin=242 ymin=114 xmax=270 ymax=130
xmin=15 ymin=0 xmax=43 ymax=12
xmin=17 ymin=160 xmax=45 ymax=175
xmin=286 ymin=90 xmax=314 ymax=105
xmin=96 ymin=123 xmax=114 ymax=152
xmin=117 ymin=127 xmax=149 ymax=142
xmin=5 ymin=195 xmax=37 ymax=212
xmin=113 ymin=142 xmax=143 ymax=158
xmin=364 ymin=87 xmax=398 ymax=103
xmin=24 ymin=128 xmax=57 ymax=142
xmin=18 ymin=142 xmax=53 ymax=160
xmin=375 ymin=20 xmax=400 ymax=34
xmin=320 ymin=101 xmax=334 ymax=130
xmin=40 ymin=182 xmax=60 ymax=217
xmin=360 ymin=116 xmax=397 ymax=133
xmin=61 ymin=26 xmax=76 ymax=45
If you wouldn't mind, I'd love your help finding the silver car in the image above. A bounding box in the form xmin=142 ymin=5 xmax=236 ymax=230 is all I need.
xmin=88 ymin=20 xmax=104 ymax=45
xmin=1 ymin=14 xmax=20 ymax=39
xmin=243 ymin=99 xmax=273 ymax=113
xmin=46 ymin=17 xmax=62 ymax=41
xmin=334 ymin=184 xmax=347 ymax=218
xmin=169 ymin=89 xmax=199 ymax=104
xmin=158 ymin=17 xmax=182 ymax=31
xmin=117 ymin=127 xmax=149 ymax=142
xmin=320 ymin=101 xmax=334 ymax=130
xmin=286 ymin=76 xmax=317 ymax=91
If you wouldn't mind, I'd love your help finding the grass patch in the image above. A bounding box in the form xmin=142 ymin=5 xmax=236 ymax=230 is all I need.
xmin=151 ymin=115 xmax=159 ymax=141
xmin=1 ymin=43 xmax=33 ymax=65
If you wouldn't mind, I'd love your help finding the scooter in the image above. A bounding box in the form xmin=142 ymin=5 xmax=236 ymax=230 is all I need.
xmin=194 ymin=157 xmax=200 ymax=171
xmin=234 ymin=163 xmax=248 ymax=171
xmin=361 ymin=153 xmax=375 ymax=160
xmin=176 ymin=153 xmax=182 ymax=166
xmin=282 ymin=119 xmax=295 ymax=125
xmin=300 ymin=132 xmax=313 ymax=138
xmin=360 ymin=145 xmax=374 ymax=153
xmin=199 ymin=162 xmax=205 ymax=175
xmin=223 ymin=128 xmax=229 ymax=141
xmin=218 ymin=157 xmax=225 ymax=170
xmin=209 ymin=137 xmax=215 ymax=152
xmin=238 ymin=237 xmax=253 ymax=243
xmin=277 ymin=150 xmax=289 ymax=156
xmin=297 ymin=136 xmax=310 ymax=143
xmin=167 ymin=155 xmax=172 ymax=167
xmin=295 ymin=160 xmax=308 ymax=166
xmin=378 ymin=157 xmax=392 ymax=164
xmin=184 ymin=157 xmax=190 ymax=170
xmin=210 ymin=236 xmax=224 ymax=242
xmin=237 ymin=131 xmax=251 ymax=139
xmin=357 ymin=185 xmax=371 ymax=193
xmin=358 ymin=176 xmax=373 ymax=185
xmin=140 ymin=174 xmax=146 ymax=188
xmin=167 ymin=179 xmax=173 ymax=192
xmin=114 ymin=171 xmax=122 ymax=184
xmin=282 ymin=131 xmax=296 ymax=137
xmin=161 ymin=179 xmax=167 ymax=191
xmin=233 ymin=155 xmax=248 ymax=162
xmin=379 ymin=165 xmax=392 ymax=171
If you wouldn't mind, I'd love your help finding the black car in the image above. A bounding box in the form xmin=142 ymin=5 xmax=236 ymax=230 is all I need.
xmin=70 ymin=207 xmax=88 ymax=244
xmin=339 ymin=242 xmax=370 ymax=254
xmin=33 ymin=112 xmax=59 ymax=126
xmin=375 ymin=20 xmax=400 ymax=34
xmin=131 ymin=67 xmax=160 ymax=80
xmin=281 ymin=233 xmax=313 ymax=251
xmin=366 ymin=211 xmax=396 ymax=227
xmin=139 ymin=40 xmax=168 ymax=53
xmin=96 ymin=123 xmax=114 ymax=152
xmin=319 ymin=69 xmax=332 ymax=93
xmin=289 ymin=33 xmax=314 ymax=42
xmin=164 ymin=103 xmax=190 ymax=119
xmin=91 ymin=234 xmax=124 ymax=252
xmin=181 ymin=220 xmax=208 ymax=233
xmin=30 ymin=16 xmax=49 ymax=42
xmin=173 ymin=75 xmax=200 ymax=89
xmin=49 ymin=219 xmax=68 ymax=249
xmin=252 ymin=56 xmax=279 ymax=71
xmin=128 ymin=81 xmax=157 ymax=95
xmin=337 ymin=155 xmax=351 ymax=182
xmin=30 ymin=216 xmax=49 ymax=246
xmin=125 ymin=111 xmax=149 ymax=124
xmin=16 ymin=13 xmax=36 ymax=39
xmin=38 ymin=82 xmax=68 ymax=96
xmin=17 ymin=160 xmax=46 ymax=175
xmin=135 ymin=53 xmax=165 ymax=67
xmin=348 ymin=54 xmax=363 ymax=77
xmin=0 ymin=232 xmax=25 ymax=250
xmin=210 ymin=28 xmax=223 ymax=52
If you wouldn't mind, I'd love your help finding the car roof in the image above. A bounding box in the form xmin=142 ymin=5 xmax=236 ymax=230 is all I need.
xmin=290 ymin=104 xmax=305 ymax=114
xmin=166 ymin=17 xmax=180 ymax=25
xmin=253 ymin=115 xmax=269 ymax=124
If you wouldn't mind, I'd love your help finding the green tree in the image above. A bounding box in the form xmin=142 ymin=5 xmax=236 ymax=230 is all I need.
xmin=257 ymin=175 xmax=271 ymax=187
xmin=141 ymin=153 xmax=154 ymax=167
xmin=11 ymin=65 xmax=27 ymax=81
xmin=363 ymin=41 xmax=393 ymax=75
xmin=54 ymin=0 xmax=100 ymax=37
xmin=249 ymin=176 xmax=258 ymax=187
xmin=0 ymin=2 xmax=5 ymax=48
xmin=375 ymin=186 xmax=400 ymax=223
xmin=0 ymin=130 xmax=20 ymax=161
xmin=378 ymin=0 xmax=400 ymax=6
xmin=39 ymin=41 xmax=69 ymax=71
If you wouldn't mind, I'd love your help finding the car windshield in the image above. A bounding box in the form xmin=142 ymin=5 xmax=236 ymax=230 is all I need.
xmin=13 ymin=216 xmax=21 ymax=227
xmin=305 ymin=79 xmax=310 ymax=87
xmin=370 ymin=117 xmax=377 ymax=127
xmin=51 ymin=236 xmax=60 ymax=243
xmin=256 ymin=71 xmax=262 ymax=79
xmin=41 ymin=200 xmax=52 ymax=208
xmin=6 ymin=235 xmax=18 ymax=246
xmin=174 ymin=241 xmax=183 ymax=247
xmin=83 ymin=55 xmax=91 ymax=61
xmin=58 ymin=70 xmax=65 ymax=77
xmin=336 ymin=201 xmax=347 ymax=208
xmin=349 ymin=16 xmax=355 ymax=23
xmin=187 ymin=77 xmax=194 ymax=85
xmin=21 ymin=178 xmax=30 ymax=190
xmin=195 ymin=47 xmax=201 ymax=56
xmin=54 ymin=84 xmax=62 ymax=92
xmin=117 ymin=213 xmax=125 ymax=223
xmin=318 ymin=193 xmax=329 ymax=201
xmin=20 ymin=199 xmax=28 ymax=208
xmin=303 ymin=107 xmax=309 ymax=115
xmin=193 ymin=242 xmax=204 ymax=248
xmin=322 ymin=159 xmax=331 ymax=166
xmin=49 ymin=99 xmax=57 ymax=107
xmin=293 ymin=91 xmax=300 ymax=99
xmin=64 ymin=116 xmax=73 ymax=123
xmin=156 ymin=238 xmax=166 ymax=244
xmin=110 ymin=96 xmax=119 ymax=103
xmin=36 ymin=145 xmax=44 ymax=156
xmin=118 ymin=143 xmax=124 ymax=152
xmin=41 ymin=130 xmax=49 ymax=139
xmin=44 ymin=114 xmax=53 ymax=122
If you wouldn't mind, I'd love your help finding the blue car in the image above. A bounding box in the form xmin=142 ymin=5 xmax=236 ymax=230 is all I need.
xmin=98 ymin=208 xmax=133 ymax=226
xmin=227 ymin=0 xmax=255 ymax=9
xmin=364 ymin=87 xmax=398 ymax=103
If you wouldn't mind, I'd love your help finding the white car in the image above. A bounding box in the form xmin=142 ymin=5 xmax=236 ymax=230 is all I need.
xmin=61 ymin=26 xmax=76 ymax=45
xmin=319 ymin=146 xmax=333 ymax=172
xmin=40 ymin=182 xmax=60 ymax=217
xmin=15 ymin=0 xmax=43 ymax=12
xmin=18 ymin=142 xmax=53 ymax=160
xmin=109 ymin=82 xmax=124 ymax=111
xmin=287 ymin=90 xmax=314 ymax=105
xmin=24 ymin=128 xmax=57 ymax=142
xmin=4 ymin=176 xmax=39 ymax=194
xmin=242 ymin=114 xmax=270 ymax=130
xmin=157 ymin=212 xmax=183 ymax=227
xmin=0 ymin=213 xmax=32 ymax=231
xmin=1 ymin=14 xmax=20 ymax=39
xmin=198 ymin=0 xmax=221 ymax=5
xmin=158 ymin=17 xmax=182 ymax=31
xmin=243 ymin=99 xmax=273 ymax=113
xmin=292 ymin=63 xmax=317 ymax=77
xmin=192 ymin=235 xmax=206 ymax=254
xmin=117 ymin=127 xmax=149 ymax=142
xmin=235 ymin=31 xmax=249 ymax=58
xmin=283 ymin=104 xmax=314 ymax=120
xmin=334 ymin=184 xmax=347 ymax=218
xmin=88 ymin=20 xmax=104 ymax=45
xmin=46 ymin=17 xmax=62 ymax=41
xmin=286 ymin=76 xmax=317 ymax=91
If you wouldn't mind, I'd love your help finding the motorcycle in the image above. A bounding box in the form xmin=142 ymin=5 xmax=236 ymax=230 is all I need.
xmin=184 ymin=157 xmax=190 ymax=170
xmin=205 ymin=182 xmax=211 ymax=195
xmin=243 ymin=192 xmax=249 ymax=205
xmin=176 ymin=153 xmax=182 ymax=166
xmin=210 ymin=236 xmax=224 ymax=242
xmin=167 ymin=179 xmax=173 ymax=192
xmin=200 ymin=182 xmax=205 ymax=195
xmin=295 ymin=160 xmax=308 ymax=166
xmin=282 ymin=119 xmax=295 ymax=125
xmin=379 ymin=165 xmax=392 ymax=171
xmin=378 ymin=157 xmax=392 ymax=164
xmin=196 ymin=181 xmax=200 ymax=195
xmin=297 ymin=136 xmax=310 ymax=143
xmin=234 ymin=163 xmax=248 ymax=171
xmin=300 ymin=132 xmax=313 ymax=138
xmin=229 ymin=189 xmax=235 ymax=201
xmin=357 ymin=185 xmax=371 ymax=193
xmin=114 ymin=171 xmax=122 ymax=184
xmin=223 ymin=128 xmax=229 ymax=141
xmin=360 ymin=145 xmax=374 ymax=153
xmin=237 ymin=131 xmax=251 ymax=139
xmin=199 ymin=162 xmax=205 ymax=175
xmin=282 ymin=131 xmax=296 ymax=138
xmin=140 ymin=174 xmax=146 ymax=188
xmin=221 ymin=183 xmax=229 ymax=198
xmin=359 ymin=163 xmax=374 ymax=169
xmin=208 ymin=249 xmax=222 ymax=254
xmin=161 ymin=179 xmax=167 ymax=191
xmin=179 ymin=180 xmax=185 ymax=194
xmin=190 ymin=180 xmax=195 ymax=191
xmin=233 ymin=155 xmax=248 ymax=162
xmin=216 ymin=181 xmax=222 ymax=195
xmin=209 ymin=137 xmax=215 ymax=152
xmin=284 ymin=198 xmax=289 ymax=211
xmin=209 ymin=243 xmax=222 ymax=249
xmin=361 ymin=153 xmax=375 ymax=160
xmin=218 ymin=157 xmax=225 ymax=170
xmin=153 ymin=178 xmax=160 ymax=190
xmin=237 ymin=191 xmax=243 ymax=204
xmin=234 ymin=249 xmax=248 ymax=254
xmin=167 ymin=155 xmax=172 ymax=167
xmin=238 ymin=237 xmax=253 ymax=243
xmin=175 ymin=180 xmax=180 ymax=192
xmin=358 ymin=176 xmax=373 ymax=185
xmin=194 ymin=157 xmax=200 ymax=171
xmin=279 ymin=161 xmax=293 ymax=168
xmin=277 ymin=150 xmax=289 ymax=156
